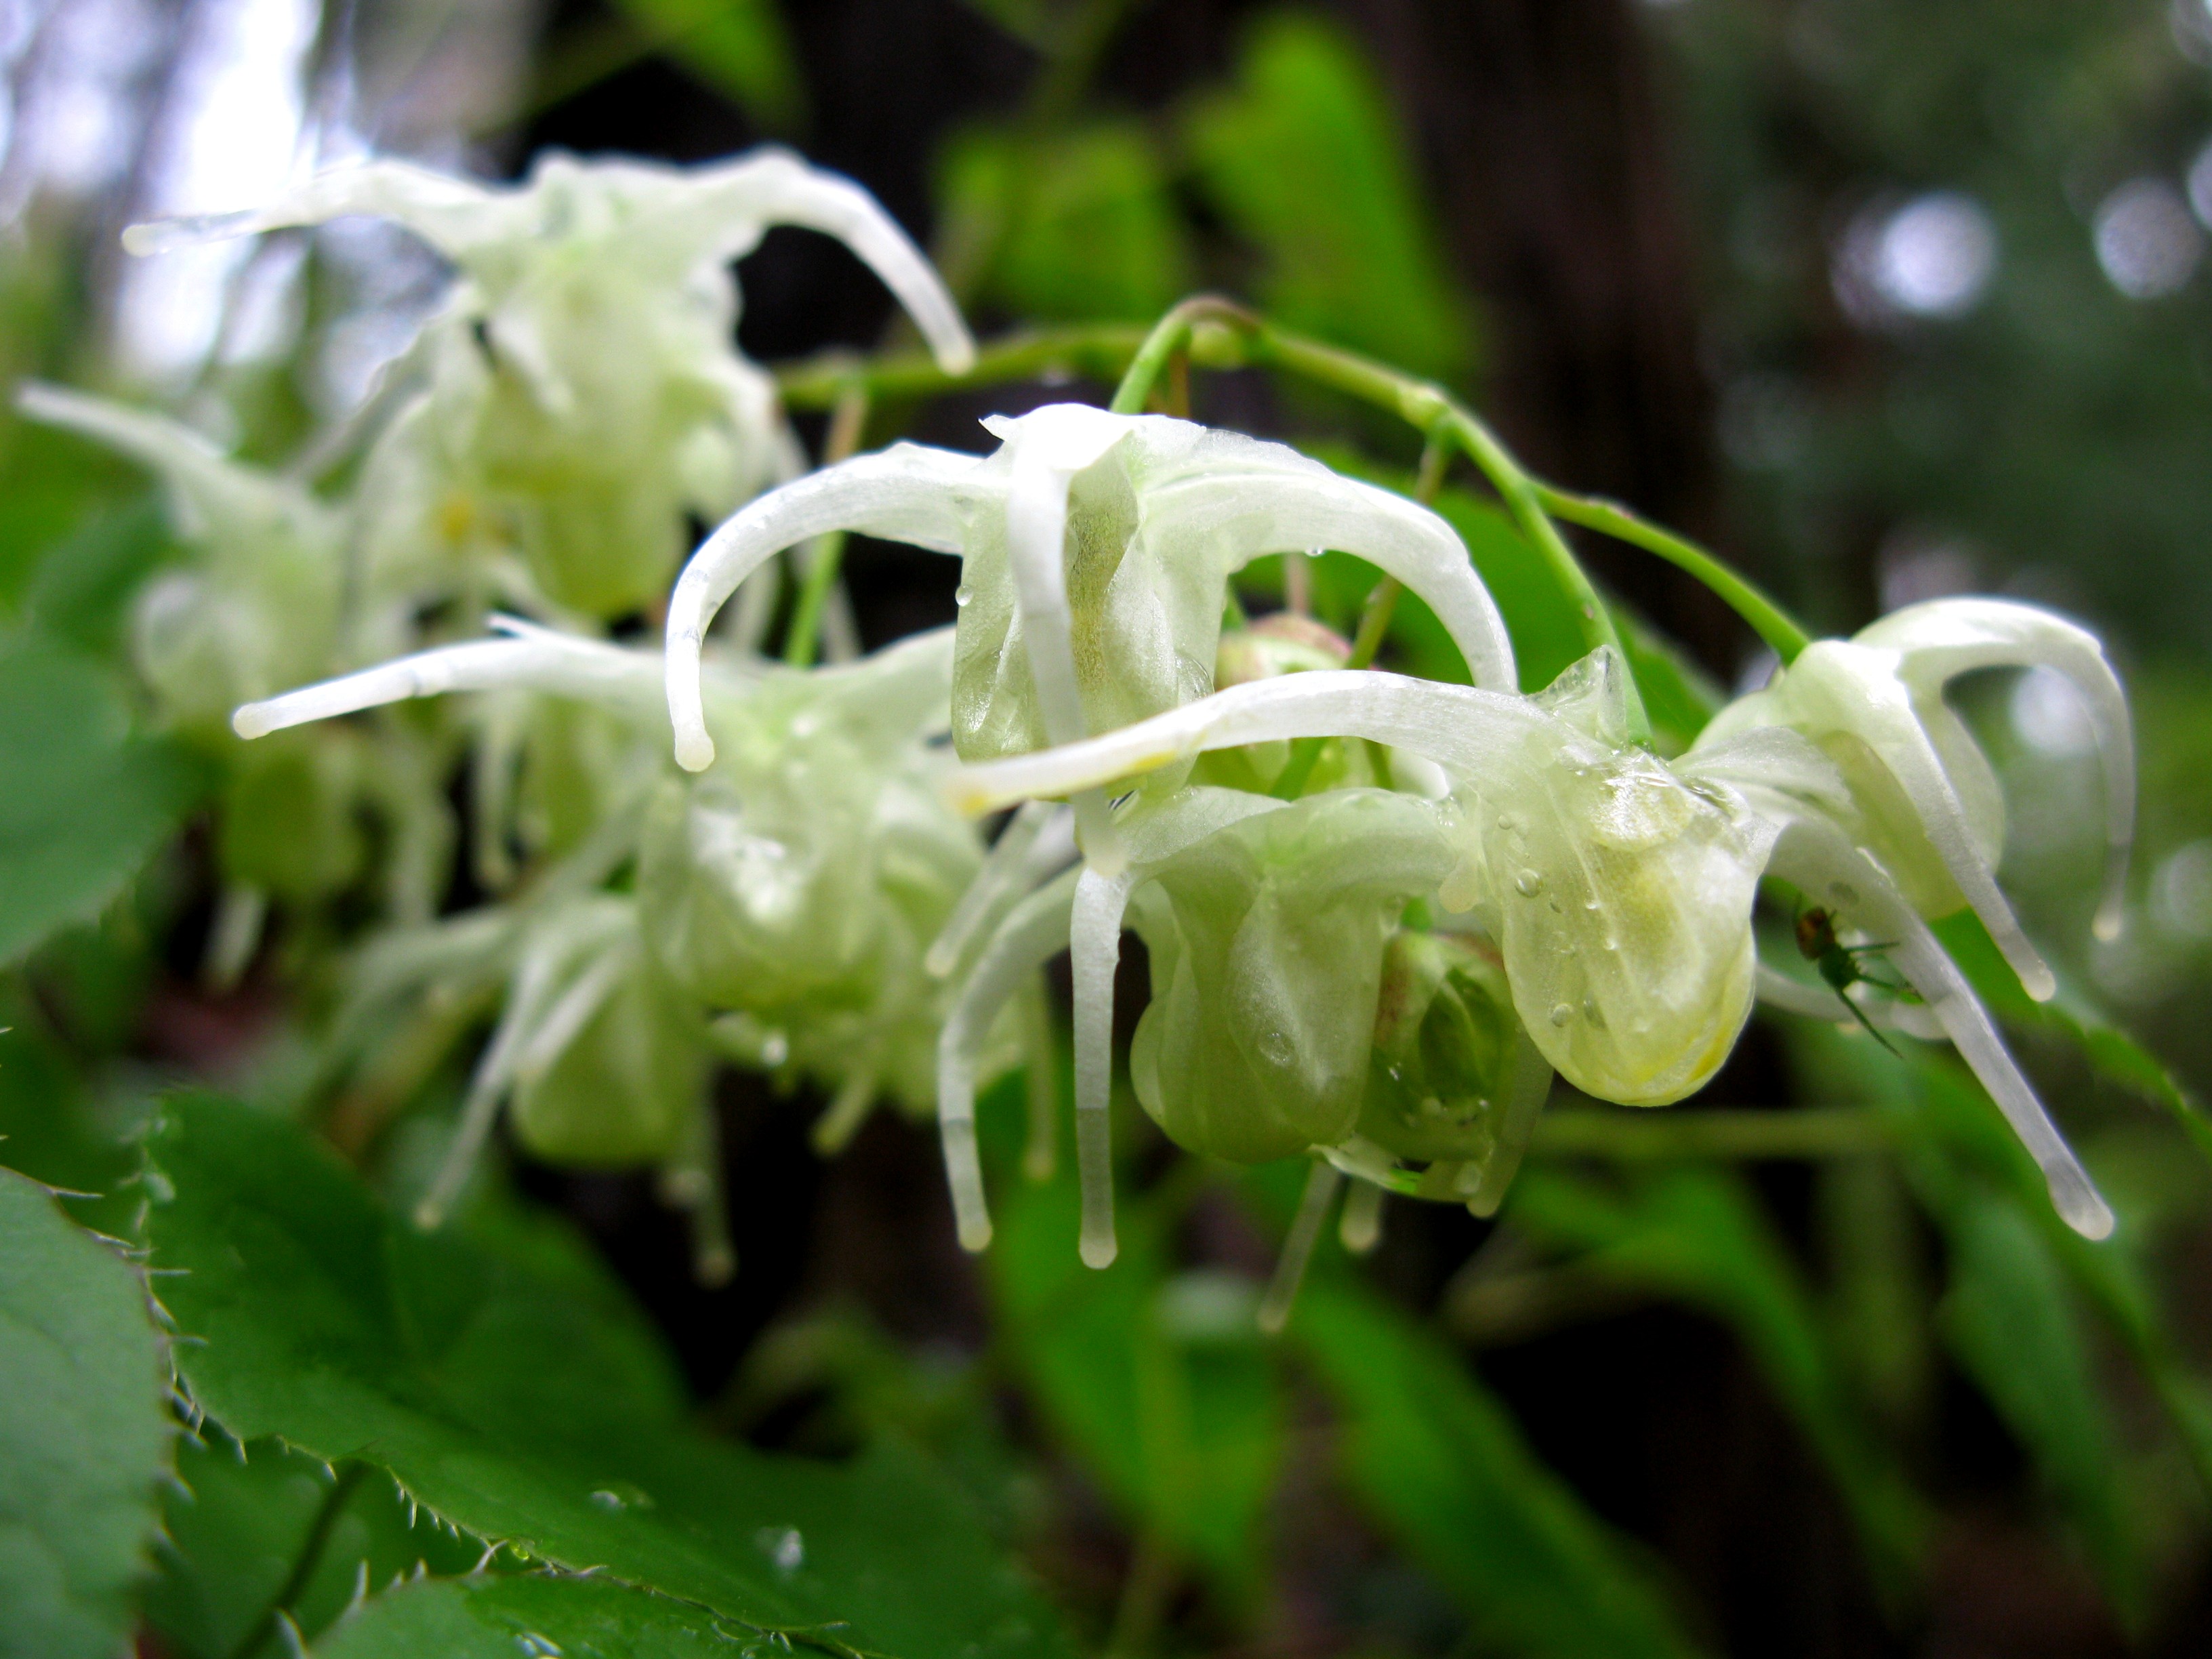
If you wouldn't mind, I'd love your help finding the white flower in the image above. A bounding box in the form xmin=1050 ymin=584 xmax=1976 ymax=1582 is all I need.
xmin=946 ymin=647 xmax=2115 ymax=1243
xmin=663 ymin=403 xmax=1516 ymax=865
xmin=1696 ymin=597 xmax=2135 ymax=999
xmin=132 ymin=148 xmax=975 ymax=619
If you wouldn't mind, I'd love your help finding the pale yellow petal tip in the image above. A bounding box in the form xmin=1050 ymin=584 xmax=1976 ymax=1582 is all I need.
xmin=411 ymin=1198 xmax=447 ymax=1231
xmin=956 ymin=1218 xmax=994 ymax=1254
xmin=1078 ymin=1232 xmax=1118 ymax=1271
xmin=938 ymin=338 xmax=979 ymax=377
xmin=231 ymin=706 xmax=272 ymax=740
xmin=119 ymin=222 xmax=163 ymax=257
xmin=2023 ymin=964 xmax=2058 ymax=1004
xmin=2061 ymin=1189 xmax=2116 ymax=1242
xmin=674 ymin=731 xmax=716 ymax=773
xmin=2092 ymin=903 xmax=2125 ymax=945
xmin=940 ymin=775 xmax=998 ymax=819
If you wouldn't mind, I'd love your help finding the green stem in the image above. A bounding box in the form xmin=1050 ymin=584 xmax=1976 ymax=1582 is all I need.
xmin=779 ymin=325 xmax=1148 ymax=409
xmin=227 ymin=1461 xmax=368 ymax=1659
xmin=783 ymin=386 xmax=872 ymax=668
xmin=1537 ymin=487 xmax=1811 ymax=663
xmin=1529 ymin=1105 xmax=1893 ymax=1161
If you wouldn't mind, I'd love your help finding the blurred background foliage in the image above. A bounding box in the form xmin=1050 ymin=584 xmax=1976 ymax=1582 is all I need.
xmin=7 ymin=1 xmax=2212 ymax=1656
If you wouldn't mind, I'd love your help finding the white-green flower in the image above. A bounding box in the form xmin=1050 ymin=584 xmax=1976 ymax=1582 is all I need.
xmin=1696 ymin=598 xmax=2135 ymax=1000
xmin=663 ymin=403 xmax=1517 ymax=865
xmin=132 ymin=148 xmax=975 ymax=619
xmin=16 ymin=383 xmax=346 ymax=733
xmin=947 ymin=647 xmax=2115 ymax=1243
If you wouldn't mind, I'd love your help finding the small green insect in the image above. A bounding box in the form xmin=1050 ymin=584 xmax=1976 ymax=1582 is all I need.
xmin=1796 ymin=905 xmax=1908 ymax=1054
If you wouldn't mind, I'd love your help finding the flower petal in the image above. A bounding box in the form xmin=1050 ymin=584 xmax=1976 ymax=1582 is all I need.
xmin=665 ymin=445 xmax=977 ymax=770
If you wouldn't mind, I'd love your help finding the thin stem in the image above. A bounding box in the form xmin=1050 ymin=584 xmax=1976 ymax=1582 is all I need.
xmin=227 ymin=1462 xmax=368 ymax=1659
xmin=780 ymin=306 xmax=1814 ymax=701
xmin=783 ymin=386 xmax=872 ymax=667
xmin=1528 ymin=1105 xmax=1893 ymax=1161
xmin=778 ymin=326 xmax=1149 ymax=409
xmin=1538 ymin=487 xmax=1811 ymax=663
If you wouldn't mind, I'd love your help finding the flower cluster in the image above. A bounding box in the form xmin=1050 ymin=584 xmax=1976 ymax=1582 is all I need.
xmin=24 ymin=139 xmax=2135 ymax=1299
xmin=19 ymin=148 xmax=973 ymax=949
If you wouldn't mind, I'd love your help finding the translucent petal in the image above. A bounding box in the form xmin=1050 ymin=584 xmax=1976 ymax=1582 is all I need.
xmin=937 ymin=868 xmax=1080 ymax=1252
xmin=234 ymin=623 xmax=667 ymax=739
xmin=1702 ymin=639 xmax=2056 ymax=1000
xmin=665 ymin=445 xmax=975 ymax=770
xmin=1767 ymin=814 xmax=2112 ymax=1240
xmin=1859 ymin=597 xmax=2134 ymax=941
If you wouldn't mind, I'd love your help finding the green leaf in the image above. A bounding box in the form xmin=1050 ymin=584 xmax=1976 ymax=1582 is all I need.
xmin=1788 ymin=1025 xmax=2176 ymax=1619
xmin=987 ymin=1088 xmax=1282 ymax=1599
xmin=610 ymin=0 xmax=804 ymax=128
xmin=0 ymin=1166 xmax=169 ymax=1659
xmin=0 ymin=636 xmax=205 ymax=965
xmin=1505 ymin=1164 xmax=1928 ymax=1589
xmin=1290 ymin=1275 xmax=1704 ymax=1659
xmin=142 ymin=1096 xmax=1072 ymax=1659
xmin=143 ymin=1436 xmax=481 ymax=1659
xmin=316 ymin=1572 xmax=769 ymax=1659
xmin=939 ymin=122 xmax=1194 ymax=323
xmin=1188 ymin=14 xmax=1477 ymax=384
xmin=1936 ymin=1187 xmax=2147 ymax=1622
xmin=23 ymin=495 xmax=173 ymax=657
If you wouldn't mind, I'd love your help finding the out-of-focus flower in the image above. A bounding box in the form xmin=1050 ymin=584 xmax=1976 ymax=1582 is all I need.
xmin=130 ymin=148 xmax=977 ymax=619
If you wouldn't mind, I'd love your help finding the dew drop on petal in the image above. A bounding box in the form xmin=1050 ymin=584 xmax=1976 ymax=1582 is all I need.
xmin=1515 ymin=868 xmax=1544 ymax=897
xmin=1549 ymin=1003 xmax=1575 ymax=1027
xmin=954 ymin=583 xmax=975 ymax=607
xmin=1259 ymin=1029 xmax=1295 ymax=1067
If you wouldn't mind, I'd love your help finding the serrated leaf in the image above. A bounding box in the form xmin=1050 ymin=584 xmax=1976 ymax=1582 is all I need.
xmin=1505 ymin=1163 xmax=1928 ymax=1589
xmin=0 ymin=1167 xmax=169 ymax=1659
xmin=0 ymin=635 xmax=205 ymax=964
xmin=142 ymin=1096 xmax=1071 ymax=1659
xmin=1289 ymin=1275 xmax=1704 ymax=1659
xmin=143 ymin=1436 xmax=482 ymax=1659
xmin=316 ymin=1572 xmax=765 ymax=1658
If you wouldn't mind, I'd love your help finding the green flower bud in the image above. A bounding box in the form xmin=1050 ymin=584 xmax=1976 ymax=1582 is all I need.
xmin=1125 ymin=787 xmax=1454 ymax=1164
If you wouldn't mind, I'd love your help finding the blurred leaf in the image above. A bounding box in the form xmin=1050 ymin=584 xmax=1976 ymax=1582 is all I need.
xmin=1188 ymin=14 xmax=1476 ymax=384
xmin=1507 ymin=1163 xmax=1928 ymax=1589
xmin=1789 ymin=1024 xmax=2184 ymax=1620
xmin=987 ymin=1101 xmax=1282 ymax=1599
xmin=1936 ymin=1186 xmax=2147 ymax=1624
xmin=143 ymin=1437 xmax=481 ymax=1659
xmin=0 ymin=1166 xmax=169 ymax=1659
xmin=941 ymin=121 xmax=1194 ymax=322
xmin=0 ymin=994 xmax=144 ymax=1238
xmin=611 ymin=0 xmax=804 ymax=128
xmin=1290 ymin=1274 xmax=1704 ymax=1659
xmin=317 ymin=1572 xmax=769 ymax=1658
xmin=1931 ymin=911 xmax=2212 ymax=1165
xmin=0 ymin=636 xmax=206 ymax=964
xmin=143 ymin=1096 xmax=1073 ymax=1659
xmin=21 ymin=494 xmax=171 ymax=657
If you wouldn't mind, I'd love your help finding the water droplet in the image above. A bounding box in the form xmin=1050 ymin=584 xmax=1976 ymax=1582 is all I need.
xmin=1514 ymin=869 xmax=1544 ymax=897
xmin=954 ymin=583 xmax=975 ymax=607
xmin=1549 ymin=1003 xmax=1575 ymax=1026
xmin=1583 ymin=899 xmax=1601 ymax=913
xmin=1258 ymin=1029 xmax=1295 ymax=1067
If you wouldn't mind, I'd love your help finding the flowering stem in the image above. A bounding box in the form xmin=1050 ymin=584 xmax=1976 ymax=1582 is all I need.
xmin=1536 ymin=488 xmax=1811 ymax=663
